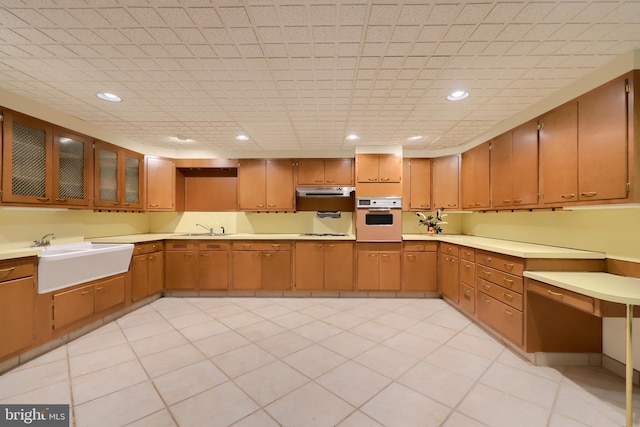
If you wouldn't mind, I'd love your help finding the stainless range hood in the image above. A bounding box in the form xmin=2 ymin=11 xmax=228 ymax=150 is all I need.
xmin=296 ymin=186 xmax=355 ymax=198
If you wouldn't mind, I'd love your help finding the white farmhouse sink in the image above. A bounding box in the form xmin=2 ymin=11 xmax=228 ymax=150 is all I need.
xmin=37 ymin=242 xmax=134 ymax=294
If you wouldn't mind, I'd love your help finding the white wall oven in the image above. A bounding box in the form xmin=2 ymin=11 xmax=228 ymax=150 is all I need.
xmin=356 ymin=197 xmax=402 ymax=242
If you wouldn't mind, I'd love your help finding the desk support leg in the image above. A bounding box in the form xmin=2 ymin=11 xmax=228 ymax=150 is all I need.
xmin=626 ymin=303 xmax=633 ymax=427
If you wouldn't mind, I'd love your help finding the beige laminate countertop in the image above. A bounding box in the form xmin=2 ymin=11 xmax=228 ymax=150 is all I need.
xmin=524 ymin=271 xmax=640 ymax=304
xmin=403 ymin=234 xmax=605 ymax=259
xmin=0 ymin=233 xmax=605 ymax=261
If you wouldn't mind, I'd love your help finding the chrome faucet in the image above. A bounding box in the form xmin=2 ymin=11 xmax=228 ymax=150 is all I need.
xmin=34 ymin=233 xmax=56 ymax=247
xmin=195 ymin=223 xmax=214 ymax=235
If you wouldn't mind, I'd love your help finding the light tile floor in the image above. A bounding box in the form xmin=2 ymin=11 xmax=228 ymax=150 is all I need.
xmin=1 ymin=297 xmax=639 ymax=426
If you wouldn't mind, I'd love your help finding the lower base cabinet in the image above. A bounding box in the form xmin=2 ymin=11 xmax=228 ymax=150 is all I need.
xmin=131 ymin=241 xmax=164 ymax=301
xmin=438 ymin=243 xmax=459 ymax=302
xmin=402 ymin=242 xmax=437 ymax=291
xmin=356 ymin=243 xmax=401 ymax=291
xmin=295 ymin=241 xmax=354 ymax=291
xmin=0 ymin=258 xmax=36 ymax=360
xmin=52 ymin=274 xmax=125 ymax=330
xmin=232 ymin=242 xmax=292 ymax=290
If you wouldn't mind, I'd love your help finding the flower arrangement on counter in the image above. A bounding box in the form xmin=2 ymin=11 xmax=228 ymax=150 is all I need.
xmin=416 ymin=208 xmax=447 ymax=235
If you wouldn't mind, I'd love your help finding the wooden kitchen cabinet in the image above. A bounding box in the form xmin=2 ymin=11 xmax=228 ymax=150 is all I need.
xmin=198 ymin=242 xmax=229 ymax=290
xmin=461 ymin=142 xmax=491 ymax=210
xmin=577 ymin=73 xmax=630 ymax=202
xmin=94 ymin=140 xmax=144 ymax=210
xmin=458 ymin=247 xmax=476 ymax=315
xmin=0 ymin=258 xmax=36 ymax=360
xmin=432 ymin=155 xmax=460 ymax=210
xmin=356 ymin=243 xmax=401 ymax=291
xmin=145 ymin=156 xmax=175 ymax=211
xmin=402 ymin=158 xmax=432 ymax=211
xmin=131 ymin=241 xmax=164 ymax=301
xmin=491 ymin=120 xmax=539 ymax=209
xmin=232 ymin=242 xmax=292 ymax=290
xmin=238 ymin=159 xmax=294 ymax=211
xmin=1 ymin=111 xmax=93 ymax=207
xmin=438 ymin=243 xmax=459 ymax=302
xmin=539 ymin=102 xmax=578 ymax=204
xmin=295 ymin=241 xmax=354 ymax=291
xmin=297 ymin=158 xmax=354 ymax=185
xmin=402 ymin=242 xmax=437 ymax=292
xmin=165 ymin=242 xmax=197 ymax=290
xmin=52 ymin=274 xmax=126 ymax=330
xmin=356 ymin=154 xmax=401 ymax=183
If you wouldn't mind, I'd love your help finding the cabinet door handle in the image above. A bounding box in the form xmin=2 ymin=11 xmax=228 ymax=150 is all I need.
xmin=314 ymin=179 xmax=323 ymax=183
xmin=0 ymin=267 xmax=15 ymax=273
xmin=483 ymin=283 xmax=491 ymax=291
xmin=502 ymin=292 xmax=513 ymax=301
xmin=313 ymin=244 xmax=323 ymax=248
xmin=419 ymin=204 xmax=429 ymax=208
xmin=502 ymin=199 xmax=511 ymax=204
xmin=268 ymin=204 xmax=276 ymax=207
xmin=407 ymin=254 xmax=416 ymax=261
xmin=504 ymin=309 xmax=513 ymax=316
xmin=81 ymin=289 xmax=93 ymax=295
xmin=251 ymin=253 xmax=260 ymax=258
xmin=447 ymin=203 xmax=457 ymax=207
xmin=580 ymin=191 xmax=597 ymax=197
xmin=368 ymin=178 xmax=378 ymax=181
xmin=96 ymin=286 xmax=104 ymax=291
xmin=547 ymin=289 xmax=563 ymax=297
xmin=264 ymin=253 xmax=272 ymax=259
xmin=257 ymin=204 xmax=265 ymax=208
xmin=560 ymin=193 xmax=575 ymax=199
xmin=513 ymin=199 xmax=523 ymax=204
xmin=55 ymin=198 xmax=68 ymax=202
xmin=123 ymin=203 xmax=130 ymax=207
xmin=243 ymin=244 xmax=252 ymax=249
xmin=484 ymin=257 xmax=491 ymax=263
xmin=37 ymin=197 xmax=50 ymax=202
xmin=380 ymin=177 xmax=390 ymax=182
xmin=149 ymin=256 xmax=155 ymax=261
xmin=200 ymin=253 xmax=210 ymax=257
xmin=504 ymin=262 xmax=514 ymax=271
xmin=149 ymin=203 xmax=159 ymax=207
xmin=272 ymin=244 xmax=281 ymax=248
xmin=482 ymin=270 xmax=491 ymax=277
xmin=112 ymin=202 xmax=120 ymax=206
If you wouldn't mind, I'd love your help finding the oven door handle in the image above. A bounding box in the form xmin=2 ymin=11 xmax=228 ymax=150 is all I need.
xmin=367 ymin=208 xmax=391 ymax=212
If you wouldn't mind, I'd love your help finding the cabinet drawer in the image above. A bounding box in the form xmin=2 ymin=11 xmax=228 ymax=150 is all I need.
xmin=232 ymin=242 xmax=291 ymax=251
xmin=478 ymin=278 xmax=523 ymax=311
xmin=198 ymin=241 xmax=230 ymax=251
xmin=477 ymin=250 xmax=524 ymax=276
xmin=526 ymin=278 xmax=596 ymax=315
xmin=439 ymin=243 xmax=459 ymax=257
xmin=53 ymin=284 xmax=95 ymax=330
xmin=477 ymin=266 xmax=523 ymax=293
xmin=404 ymin=242 xmax=437 ymax=252
xmin=459 ymin=283 xmax=475 ymax=315
xmin=134 ymin=241 xmax=164 ymax=255
xmin=459 ymin=247 xmax=475 ymax=262
xmin=477 ymin=293 xmax=523 ymax=347
xmin=459 ymin=260 xmax=475 ymax=285
xmin=0 ymin=258 xmax=35 ymax=283
xmin=165 ymin=241 xmax=196 ymax=250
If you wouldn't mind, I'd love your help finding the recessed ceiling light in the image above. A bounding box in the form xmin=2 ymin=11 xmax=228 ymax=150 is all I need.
xmin=447 ymin=90 xmax=469 ymax=101
xmin=346 ymin=134 xmax=359 ymax=141
xmin=176 ymin=135 xmax=189 ymax=141
xmin=235 ymin=134 xmax=249 ymax=141
xmin=96 ymin=92 xmax=122 ymax=102
xmin=407 ymin=135 xmax=423 ymax=141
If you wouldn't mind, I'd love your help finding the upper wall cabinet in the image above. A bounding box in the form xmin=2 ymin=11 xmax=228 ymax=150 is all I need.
xmin=540 ymin=72 xmax=631 ymax=206
xmin=577 ymin=73 xmax=630 ymax=202
xmin=432 ymin=154 xmax=460 ymax=210
xmin=491 ymin=120 xmax=539 ymax=209
xmin=238 ymin=159 xmax=295 ymax=211
xmin=296 ymin=158 xmax=353 ymax=186
xmin=94 ymin=140 xmax=144 ymax=210
xmin=1 ymin=110 xmax=92 ymax=207
xmin=145 ymin=156 xmax=175 ymax=211
xmin=461 ymin=142 xmax=491 ymax=210
xmin=356 ymin=154 xmax=401 ymax=183
xmin=402 ymin=158 xmax=431 ymax=211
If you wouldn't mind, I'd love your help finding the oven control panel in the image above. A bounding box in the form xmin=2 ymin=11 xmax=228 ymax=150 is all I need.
xmin=356 ymin=197 xmax=402 ymax=209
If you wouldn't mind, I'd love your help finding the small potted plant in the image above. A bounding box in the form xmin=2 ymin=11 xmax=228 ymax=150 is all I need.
xmin=416 ymin=208 xmax=447 ymax=235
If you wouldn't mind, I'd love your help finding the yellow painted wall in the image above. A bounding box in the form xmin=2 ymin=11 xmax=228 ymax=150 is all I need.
xmin=149 ymin=211 xmax=355 ymax=235
xmin=462 ymin=208 xmax=640 ymax=262
xmin=0 ymin=209 xmax=149 ymax=250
